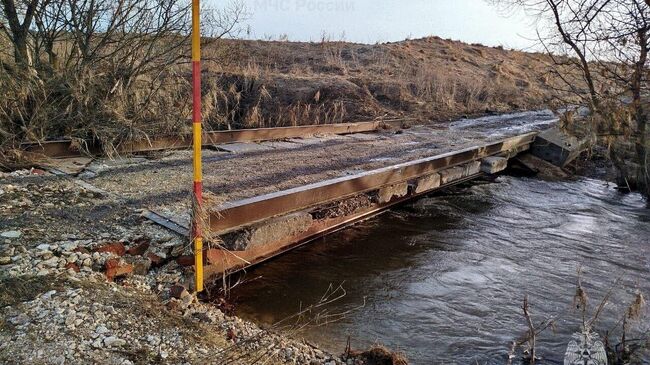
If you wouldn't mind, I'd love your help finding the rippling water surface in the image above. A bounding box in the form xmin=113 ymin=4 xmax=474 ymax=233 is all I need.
xmin=232 ymin=176 xmax=650 ymax=364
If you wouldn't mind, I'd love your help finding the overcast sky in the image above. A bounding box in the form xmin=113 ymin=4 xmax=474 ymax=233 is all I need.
xmin=235 ymin=0 xmax=540 ymax=49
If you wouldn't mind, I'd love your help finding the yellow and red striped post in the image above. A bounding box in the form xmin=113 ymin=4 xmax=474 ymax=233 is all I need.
xmin=191 ymin=0 xmax=203 ymax=292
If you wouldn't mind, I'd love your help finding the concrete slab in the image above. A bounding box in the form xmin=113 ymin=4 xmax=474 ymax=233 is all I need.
xmin=44 ymin=157 xmax=93 ymax=175
xmin=314 ymin=134 xmax=353 ymax=141
xmin=369 ymin=157 xmax=397 ymax=163
xmin=464 ymin=161 xmax=482 ymax=175
xmin=481 ymin=156 xmax=508 ymax=174
xmin=347 ymin=133 xmax=381 ymax=141
xmin=259 ymin=141 xmax=302 ymax=149
xmin=439 ymin=166 xmax=465 ymax=184
xmin=414 ymin=173 xmax=441 ymax=194
xmin=377 ymin=182 xmax=409 ymax=203
xmin=224 ymin=212 xmax=313 ymax=250
xmin=530 ymin=127 xmax=585 ymax=167
xmin=287 ymin=137 xmax=323 ymax=145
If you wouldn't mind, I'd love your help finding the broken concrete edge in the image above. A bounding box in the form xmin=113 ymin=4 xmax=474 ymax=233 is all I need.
xmin=481 ymin=156 xmax=508 ymax=174
xmin=513 ymin=153 xmax=571 ymax=179
xmin=201 ymin=171 xmax=487 ymax=278
xmin=142 ymin=145 xmax=529 ymax=273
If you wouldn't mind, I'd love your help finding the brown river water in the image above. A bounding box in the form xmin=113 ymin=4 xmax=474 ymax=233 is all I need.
xmin=231 ymin=175 xmax=650 ymax=364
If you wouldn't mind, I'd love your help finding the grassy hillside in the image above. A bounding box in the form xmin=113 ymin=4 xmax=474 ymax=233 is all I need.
xmin=200 ymin=36 xmax=574 ymax=129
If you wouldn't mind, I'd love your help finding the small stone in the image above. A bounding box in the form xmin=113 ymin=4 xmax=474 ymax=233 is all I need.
xmin=95 ymin=325 xmax=109 ymax=335
xmin=126 ymin=257 xmax=151 ymax=275
xmin=126 ymin=240 xmax=150 ymax=256
xmin=181 ymin=294 xmax=194 ymax=306
xmin=1 ymin=231 xmax=21 ymax=239
xmin=0 ymin=256 xmax=11 ymax=265
xmin=65 ymin=313 xmax=76 ymax=326
xmin=0 ymin=246 xmax=14 ymax=257
xmin=65 ymin=262 xmax=80 ymax=273
xmin=176 ymin=255 xmax=194 ymax=267
xmin=61 ymin=242 xmax=78 ymax=252
xmin=42 ymin=257 xmax=60 ymax=268
xmin=92 ymin=338 xmax=103 ymax=348
xmin=147 ymin=335 xmax=161 ymax=346
xmin=169 ymin=284 xmax=190 ymax=299
xmin=147 ymin=252 xmax=164 ymax=267
xmin=41 ymin=290 xmax=57 ymax=300
xmin=170 ymin=244 xmax=185 ymax=257
xmin=73 ymin=247 xmax=91 ymax=255
xmin=103 ymin=336 xmax=126 ymax=347
xmin=36 ymin=244 xmax=51 ymax=251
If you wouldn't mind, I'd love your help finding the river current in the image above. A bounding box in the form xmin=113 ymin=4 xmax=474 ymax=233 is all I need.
xmin=232 ymin=176 xmax=650 ymax=364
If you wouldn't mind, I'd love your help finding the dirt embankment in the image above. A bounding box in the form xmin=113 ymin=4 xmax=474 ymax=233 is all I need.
xmin=201 ymin=37 xmax=573 ymax=130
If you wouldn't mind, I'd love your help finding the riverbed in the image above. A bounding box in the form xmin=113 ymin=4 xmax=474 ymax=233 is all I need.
xmin=232 ymin=176 xmax=650 ymax=364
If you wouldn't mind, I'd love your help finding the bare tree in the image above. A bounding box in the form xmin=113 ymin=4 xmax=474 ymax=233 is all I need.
xmin=492 ymin=0 xmax=649 ymax=196
xmin=1 ymin=0 xmax=39 ymax=67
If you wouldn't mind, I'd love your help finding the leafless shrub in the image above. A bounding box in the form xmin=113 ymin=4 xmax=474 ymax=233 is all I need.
xmin=0 ymin=0 xmax=247 ymax=155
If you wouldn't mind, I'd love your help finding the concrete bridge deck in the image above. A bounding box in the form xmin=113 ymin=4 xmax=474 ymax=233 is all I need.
xmin=53 ymin=109 xmax=559 ymax=279
xmin=83 ymin=110 xmax=557 ymax=222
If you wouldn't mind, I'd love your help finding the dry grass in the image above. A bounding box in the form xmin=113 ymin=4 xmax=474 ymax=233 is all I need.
xmin=199 ymin=36 xmax=578 ymax=128
xmin=2 ymin=35 xmax=580 ymax=159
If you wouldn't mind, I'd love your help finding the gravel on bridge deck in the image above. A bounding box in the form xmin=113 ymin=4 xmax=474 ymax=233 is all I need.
xmin=83 ymin=110 xmax=558 ymax=224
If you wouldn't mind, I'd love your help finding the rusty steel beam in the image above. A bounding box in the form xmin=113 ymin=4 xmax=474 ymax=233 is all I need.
xmin=20 ymin=119 xmax=407 ymax=158
xmin=20 ymin=140 xmax=101 ymax=158
xmin=117 ymin=120 xmax=404 ymax=153
xmin=209 ymin=132 xmax=537 ymax=233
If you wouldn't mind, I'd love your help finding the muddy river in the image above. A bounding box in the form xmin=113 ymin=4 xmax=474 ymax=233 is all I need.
xmin=232 ymin=175 xmax=650 ymax=364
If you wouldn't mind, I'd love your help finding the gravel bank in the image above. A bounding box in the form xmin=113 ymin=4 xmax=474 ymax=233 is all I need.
xmin=0 ymin=174 xmax=356 ymax=365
